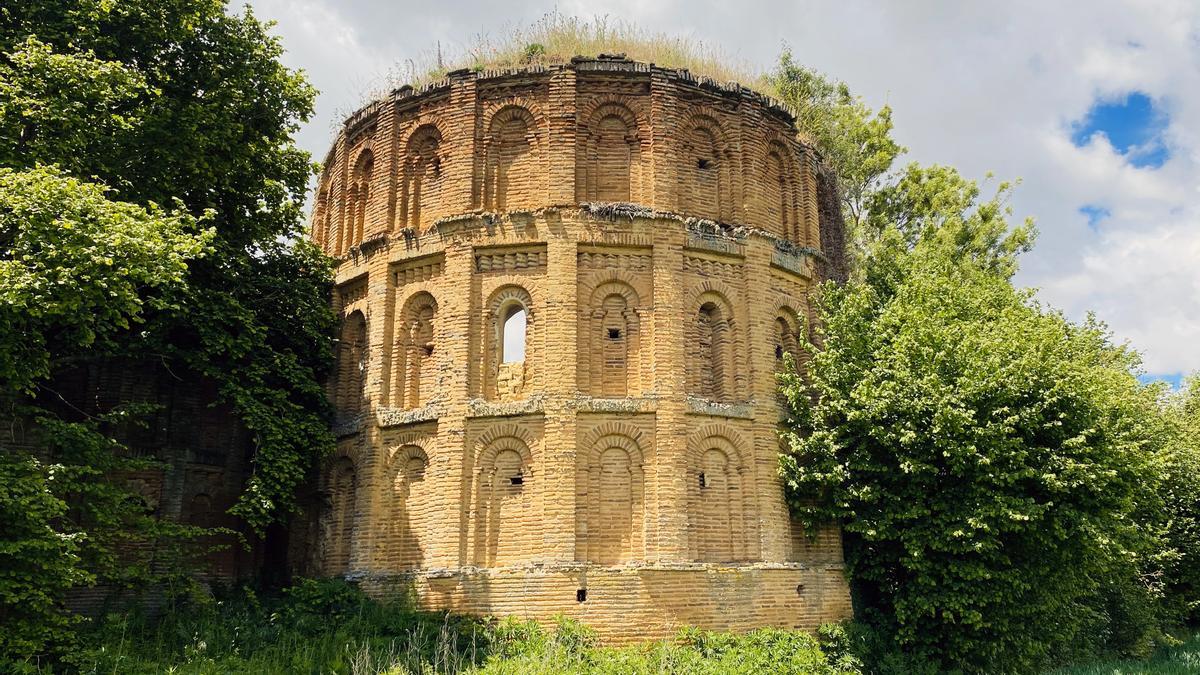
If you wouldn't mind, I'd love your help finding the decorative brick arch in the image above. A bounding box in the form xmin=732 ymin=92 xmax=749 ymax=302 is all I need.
xmin=677 ymin=111 xmax=735 ymax=221
xmin=313 ymin=178 xmax=332 ymax=251
xmin=578 ymin=99 xmax=648 ymax=203
xmin=387 ymin=444 xmax=431 ymax=569
xmin=482 ymin=103 xmax=544 ymax=211
xmin=321 ymin=455 xmax=357 ymax=575
xmin=685 ymin=427 xmax=752 ymax=563
xmin=471 ymin=426 xmax=539 ymax=566
xmin=773 ymin=304 xmax=803 ymax=373
xmin=483 ymin=284 xmax=537 ymax=401
xmin=334 ymin=310 xmax=368 ymax=421
xmin=687 ymin=286 xmax=743 ymax=402
xmin=762 ymin=137 xmax=801 ymax=241
xmin=578 ymin=279 xmax=643 ymax=397
xmin=392 ymin=291 xmax=438 ymax=408
xmin=576 ymin=431 xmax=646 ymax=565
xmin=343 ymin=148 xmax=374 ymax=253
xmin=400 ymin=122 xmax=449 ymax=230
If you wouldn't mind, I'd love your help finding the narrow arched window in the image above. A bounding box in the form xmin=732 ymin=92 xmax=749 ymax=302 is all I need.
xmin=501 ymin=305 xmax=527 ymax=363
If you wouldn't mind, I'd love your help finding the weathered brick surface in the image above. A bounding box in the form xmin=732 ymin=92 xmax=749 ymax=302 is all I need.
xmin=309 ymin=56 xmax=851 ymax=642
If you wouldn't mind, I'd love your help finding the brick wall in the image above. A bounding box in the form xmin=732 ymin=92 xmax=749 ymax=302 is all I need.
xmin=307 ymin=56 xmax=852 ymax=641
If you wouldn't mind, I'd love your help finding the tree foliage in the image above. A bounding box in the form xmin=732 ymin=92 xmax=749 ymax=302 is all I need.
xmin=769 ymin=50 xmax=905 ymax=240
xmin=0 ymin=0 xmax=334 ymax=663
xmin=1 ymin=0 xmax=333 ymax=528
xmin=0 ymin=166 xmax=210 ymax=393
xmin=779 ymin=173 xmax=1175 ymax=670
xmin=1159 ymin=377 xmax=1200 ymax=624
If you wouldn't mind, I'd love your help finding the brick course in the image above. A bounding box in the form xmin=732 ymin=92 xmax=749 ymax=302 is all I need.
xmin=309 ymin=55 xmax=851 ymax=641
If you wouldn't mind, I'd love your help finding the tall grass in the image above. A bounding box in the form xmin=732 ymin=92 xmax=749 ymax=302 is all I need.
xmin=1045 ymin=631 xmax=1200 ymax=675
xmin=386 ymin=11 xmax=774 ymax=95
xmin=57 ymin=579 xmax=859 ymax=675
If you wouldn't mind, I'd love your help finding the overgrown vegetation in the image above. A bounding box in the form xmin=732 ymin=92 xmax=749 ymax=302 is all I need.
xmin=1 ymin=0 xmax=333 ymax=666
xmin=3 ymin=3 xmax=1197 ymax=673
xmin=54 ymin=579 xmax=859 ymax=674
xmin=390 ymin=11 xmax=766 ymax=93
xmin=1048 ymin=631 xmax=1200 ymax=675
xmin=775 ymin=53 xmax=1200 ymax=674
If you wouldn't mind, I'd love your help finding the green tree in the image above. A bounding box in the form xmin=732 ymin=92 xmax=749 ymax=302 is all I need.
xmin=0 ymin=0 xmax=334 ymax=662
xmin=769 ymin=50 xmax=905 ymax=245
xmin=779 ymin=181 xmax=1168 ymax=670
xmin=1 ymin=0 xmax=334 ymax=531
xmin=0 ymin=166 xmax=210 ymax=393
xmin=1159 ymin=376 xmax=1200 ymax=624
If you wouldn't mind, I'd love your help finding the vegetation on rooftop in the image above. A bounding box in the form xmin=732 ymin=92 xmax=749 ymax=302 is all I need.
xmin=396 ymin=12 xmax=770 ymax=93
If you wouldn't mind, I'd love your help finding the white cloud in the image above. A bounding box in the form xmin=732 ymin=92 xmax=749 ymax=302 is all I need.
xmin=246 ymin=0 xmax=1200 ymax=378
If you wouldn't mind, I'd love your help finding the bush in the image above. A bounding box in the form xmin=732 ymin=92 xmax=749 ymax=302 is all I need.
xmin=781 ymin=256 xmax=1170 ymax=672
xmin=62 ymin=580 xmax=858 ymax=674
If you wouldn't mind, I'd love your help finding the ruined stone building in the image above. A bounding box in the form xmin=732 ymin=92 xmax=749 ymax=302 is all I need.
xmin=306 ymin=56 xmax=852 ymax=641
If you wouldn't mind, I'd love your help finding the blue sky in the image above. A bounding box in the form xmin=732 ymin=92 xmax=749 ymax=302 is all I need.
xmin=247 ymin=0 xmax=1200 ymax=389
xmin=1070 ymin=92 xmax=1170 ymax=168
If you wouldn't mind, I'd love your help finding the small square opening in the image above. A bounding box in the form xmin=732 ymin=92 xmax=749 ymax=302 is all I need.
xmin=697 ymin=158 xmax=711 ymax=170
xmin=509 ymin=471 xmax=524 ymax=486
xmin=576 ymin=588 xmax=588 ymax=602
xmin=607 ymin=328 xmax=621 ymax=340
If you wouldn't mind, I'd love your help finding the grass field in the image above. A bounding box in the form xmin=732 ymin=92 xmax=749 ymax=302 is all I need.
xmin=1047 ymin=632 xmax=1200 ymax=675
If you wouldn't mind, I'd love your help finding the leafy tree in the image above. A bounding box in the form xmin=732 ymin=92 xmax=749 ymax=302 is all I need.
xmin=1159 ymin=376 xmax=1200 ymax=624
xmin=769 ymin=50 xmax=905 ymax=243
xmin=0 ymin=166 xmax=210 ymax=393
xmin=859 ymin=163 xmax=1036 ymax=293
xmin=1 ymin=0 xmax=333 ymax=530
xmin=0 ymin=0 xmax=334 ymax=662
xmin=0 ymin=453 xmax=89 ymax=663
xmin=779 ymin=176 xmax=1169 ymax=670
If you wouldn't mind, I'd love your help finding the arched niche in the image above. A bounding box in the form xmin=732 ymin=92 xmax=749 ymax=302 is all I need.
xmin=345 ymin=150 xmax=373 ymax=252
xmin=580 ymin=102 xmax=644 ymax=203
xmin=689 ymin=293 xmax=738 ymax=401
xmin=484 ymin=285 xmax=534 ymax=401
xmin=677 ymin=115 xmax=732 ymax=221
xmin=393 ymin=292 xmax=438 ymax=408
xmin=390 ymin=445 xmax=430 ymax=569
xmin=580 ymin=280 xmax=642 ymax=397
xmin=402 ymin=125 xmax=444 ymax=230
xmin=335 ymin=311 xmax=368 ymax=419
xmin=575 ymin=432 xmax=645 ymax=565
xmin=323 ymin=456 xmax=357 ymax=575
xmin=685 ymin=433 xmax=751 ymax=563
xmin=471 ymin=434 xmax=537 ymax=566
xmin=483 ymin=105 xmax=540 ymax=211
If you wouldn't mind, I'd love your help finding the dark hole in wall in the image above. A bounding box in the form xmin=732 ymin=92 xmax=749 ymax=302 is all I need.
xmin=796 ymin=584 xmax=806 ymax=596
xmin=510 ymin=471 xmax=524 ymax=486
xmin=775 ymin=345 xmax=784 ymax=359
xmin=608 ymin=328 xmax=621 ymax=339
xmin=697 ymin=158 xmax=711 ymax=170
xmin=698 ymin=472 xmax=707 ymax=489
xmin=422 ymin=345 xmax=434 ymax=357
xmin=576 ymin=588 xmax=588 ymax=602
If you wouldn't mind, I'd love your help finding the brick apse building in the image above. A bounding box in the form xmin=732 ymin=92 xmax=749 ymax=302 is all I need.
xmin=305 ymin=55 xmax=852 ymax=641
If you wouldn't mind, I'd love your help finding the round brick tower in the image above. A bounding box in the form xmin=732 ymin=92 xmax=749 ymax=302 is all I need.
xmin=307 ymin=56 xmax=851 ymax=641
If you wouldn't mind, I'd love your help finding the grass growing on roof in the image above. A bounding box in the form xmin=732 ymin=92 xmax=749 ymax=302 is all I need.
xmin=392 ymin=11 xmax=774 ymax=95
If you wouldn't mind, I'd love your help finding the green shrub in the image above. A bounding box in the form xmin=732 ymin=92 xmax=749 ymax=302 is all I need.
xmin=781 ymin=253 xmax=1169 ymax=672
xmin=62 ymin=581 xmax=858 ymax=674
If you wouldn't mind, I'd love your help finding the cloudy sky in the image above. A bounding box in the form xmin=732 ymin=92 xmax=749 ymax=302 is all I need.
xmin=245 ymin=0 xmax=1200 ymax=385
